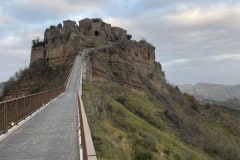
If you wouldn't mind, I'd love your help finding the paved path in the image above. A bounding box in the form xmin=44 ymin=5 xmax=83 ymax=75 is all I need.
xmin=0 ymin=56 xmax=81 ymax=160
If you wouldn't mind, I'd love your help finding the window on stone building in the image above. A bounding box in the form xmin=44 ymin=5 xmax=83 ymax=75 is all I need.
xmin=95 ymin=31 xmax=99 ymax=36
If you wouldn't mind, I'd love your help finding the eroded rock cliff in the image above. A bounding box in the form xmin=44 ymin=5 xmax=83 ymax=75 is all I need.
xmin=84 ymin=40 xmax=165 ymax=92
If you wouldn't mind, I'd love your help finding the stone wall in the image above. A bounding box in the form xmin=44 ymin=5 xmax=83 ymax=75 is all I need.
xmin=30 ymin=47 xmax=44 ymax=64
xmin=79 ymin=18 xmax=127 ymax=41
xmin=63 ymin=20 xmax=77 ymax=33
xmin=111 ymin=27 xmax=127 ymax=41
xmin=44 ymin=28 xmax=64 ymax=43
xmin=46 ymin=40 xmax=65 ymax=66
xmin=119 ymin=40 xmax=156 ymax=64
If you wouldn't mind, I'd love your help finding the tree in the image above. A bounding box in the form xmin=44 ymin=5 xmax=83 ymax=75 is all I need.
xmin=32 ymin=37 xmax=44 ymax=48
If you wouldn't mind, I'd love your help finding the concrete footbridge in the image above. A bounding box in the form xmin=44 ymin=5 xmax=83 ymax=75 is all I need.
xmin=0 ymin=55 xmax=96 ymax=160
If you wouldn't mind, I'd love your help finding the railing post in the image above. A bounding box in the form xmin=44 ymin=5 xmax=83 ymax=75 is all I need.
xmin=24 ymin=97 xmax=26 ymax=117
xmin=29 ymin=97 xmax=31 ymax=115
xmin=16 ymin=100 xmax=18 ymax=125
xmin=3 ymin=103 xmax=7 ymax=133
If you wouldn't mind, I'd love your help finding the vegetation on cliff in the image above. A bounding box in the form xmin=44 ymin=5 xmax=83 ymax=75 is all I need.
xmin=1 ymin=56 xmax=74 ymax=101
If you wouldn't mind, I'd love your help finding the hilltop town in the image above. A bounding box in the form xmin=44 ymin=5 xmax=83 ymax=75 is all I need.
xmin=31 ymin=18 xmax=128 ymax=66
xmin=31 ymin=18 xmax=166 ymax=92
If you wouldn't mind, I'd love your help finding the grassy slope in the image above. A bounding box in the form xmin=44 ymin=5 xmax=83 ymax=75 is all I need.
xmin=83 ymin=82 xmax=215 ymax=160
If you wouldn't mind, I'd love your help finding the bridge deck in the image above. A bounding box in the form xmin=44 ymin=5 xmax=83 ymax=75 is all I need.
xmin=0 ymin=56 xmax=81 ymax=160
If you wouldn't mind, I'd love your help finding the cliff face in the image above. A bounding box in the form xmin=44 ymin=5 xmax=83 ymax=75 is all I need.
xmin=30 ymin=18 xmax=166 ymax=92
xmin=84 ymin=40 xmax=165 ymax=92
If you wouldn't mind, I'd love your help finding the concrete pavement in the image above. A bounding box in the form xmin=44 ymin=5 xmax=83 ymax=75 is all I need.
xmin=0 ymin=56 xmax=81 ymax=160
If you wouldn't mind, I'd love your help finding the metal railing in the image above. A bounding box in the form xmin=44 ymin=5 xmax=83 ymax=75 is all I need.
xmin=77 ymin=92 xmax=97 ymax=160
xmin=0 ymin=87 xmax=64 ymax=134
xmin=0 ymin=66 xmax=73 ymax=135
xmin=77 ymin=54 xmax=97 ymax=160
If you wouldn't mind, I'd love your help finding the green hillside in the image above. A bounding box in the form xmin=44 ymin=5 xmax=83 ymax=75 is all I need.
xmin=83 ymin=82 xmax=240 ymax=160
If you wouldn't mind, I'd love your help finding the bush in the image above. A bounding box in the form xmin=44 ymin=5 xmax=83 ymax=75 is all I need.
xmin=142 ymin=134 xmax=157 ymax=151
xmin=30 ymin=87 xmax=40 ymax=94
xmin=134 ymin=150 xmax=153 ymax=160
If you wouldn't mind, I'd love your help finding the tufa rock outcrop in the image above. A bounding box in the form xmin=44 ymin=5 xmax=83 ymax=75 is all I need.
xmin=83 ymin=40 xmax=165 ymax=92
xmin=30 ymin=18 xmax=166 ymax=92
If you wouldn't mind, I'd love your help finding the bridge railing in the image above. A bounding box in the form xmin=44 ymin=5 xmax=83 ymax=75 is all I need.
xmin=77 ymin=92 xmax=97 ymax=160
xmin=0 ymin=65 xmax=73 ymax=135
xmin=0 ymin=87 xmax=64 ymax=134
xmin=77 ymin=58 xmax=97 ymax=160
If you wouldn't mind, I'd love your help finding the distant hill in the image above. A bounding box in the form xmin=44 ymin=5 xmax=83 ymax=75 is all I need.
xmin=179 ymin=83 xmax=240 ymax=101
xmin=179 ymin=83 xmax=240 ymax=110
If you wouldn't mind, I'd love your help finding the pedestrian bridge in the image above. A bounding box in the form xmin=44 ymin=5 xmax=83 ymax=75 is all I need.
xmin=0 ymin=55 xmax=96 ymax=160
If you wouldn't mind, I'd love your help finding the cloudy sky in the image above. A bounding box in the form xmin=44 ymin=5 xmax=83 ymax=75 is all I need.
xmin=0 ymin=0 xmax=240 ymax=85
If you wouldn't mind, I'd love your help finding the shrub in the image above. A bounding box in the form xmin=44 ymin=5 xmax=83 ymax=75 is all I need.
xmin=142 ymin=134 xmax=157 ymax=151
xmin=134 ymin=150 xmax=153 ymax=160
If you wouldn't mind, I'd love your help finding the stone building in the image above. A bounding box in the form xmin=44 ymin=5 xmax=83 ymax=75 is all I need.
xmin=78 ymin=18 xmax=127 ymax=41
xmin=30 ymin=18 xmax=129 ymax=67
xmin=29 ymin=18 xmax=166 ymax=92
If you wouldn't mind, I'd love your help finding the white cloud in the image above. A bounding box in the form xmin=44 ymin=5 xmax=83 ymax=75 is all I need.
xmin=162 ymin=58 xmax=191 ymax=66
xmin=211 ymin=54 xmax=240 ymax=61
xmin=13 ymin=0 xmax=111 ymax=15
xmin=0 ymin=15 xmax=11 ymax=28
xmin=163 ymin=5 xmax=240 ymax=31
